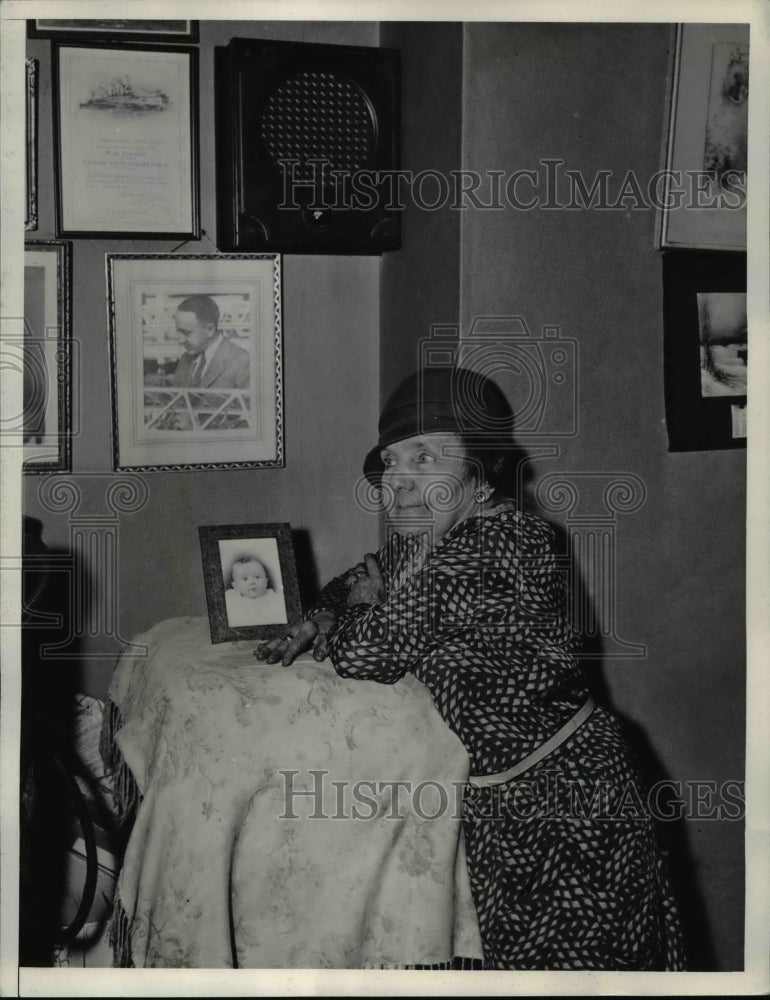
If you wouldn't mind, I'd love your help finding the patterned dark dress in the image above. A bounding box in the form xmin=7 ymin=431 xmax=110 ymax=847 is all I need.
xmin=311 ymin=502 xmax=685 ymax=970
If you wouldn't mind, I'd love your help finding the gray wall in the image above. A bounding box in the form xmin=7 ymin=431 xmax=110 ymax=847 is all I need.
xmin=379 ymin=22 xmax=464 ymax=394
xmin=24 ymin=21 xmax=382 ymax=698
xmin=381 ymin=20 xmax=744 ymax=972
xmin=459 ymin=23 xmax=744 ymax=969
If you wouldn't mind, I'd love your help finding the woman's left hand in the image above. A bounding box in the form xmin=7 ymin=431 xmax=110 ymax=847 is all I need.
xmin=345 ymin=553 xmax=385 ymax=607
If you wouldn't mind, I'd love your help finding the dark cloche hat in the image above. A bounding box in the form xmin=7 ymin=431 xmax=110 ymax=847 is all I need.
xmin=363 ymin=365 xmax=514 ymax=482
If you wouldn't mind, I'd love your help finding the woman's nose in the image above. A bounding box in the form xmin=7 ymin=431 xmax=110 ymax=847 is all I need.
xmin=385 ymin=467 xmax=414 ymax=490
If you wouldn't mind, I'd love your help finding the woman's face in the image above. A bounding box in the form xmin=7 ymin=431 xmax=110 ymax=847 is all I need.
xmin=380 ymin=432 xmax=478 ymax=541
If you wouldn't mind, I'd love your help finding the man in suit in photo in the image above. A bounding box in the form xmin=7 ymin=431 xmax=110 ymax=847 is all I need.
xmin=172 ymin=295 xmax=250 ymax=389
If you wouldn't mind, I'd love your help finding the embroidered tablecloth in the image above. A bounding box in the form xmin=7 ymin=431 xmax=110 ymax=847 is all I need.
xmin=105 ymin=616 xmax=482 ymax=968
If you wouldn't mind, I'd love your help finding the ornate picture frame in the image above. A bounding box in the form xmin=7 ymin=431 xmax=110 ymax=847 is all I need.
xmin=107 ymin=253 xmax=283 ymax=472
xmin=198 ymin=523 xmax=302 ymax=644
xmin=25 ymin=57 xmax=37 ymax=232
xmin=20 ymin=241 xmax=73 ymax=473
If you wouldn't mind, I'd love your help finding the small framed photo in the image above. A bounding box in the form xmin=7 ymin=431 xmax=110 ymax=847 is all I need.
xmin=15 ymin=241 xmax=73 ymax=473
xmin=25 ymin=58 xmax=38 ymax=232
xmin=658 ymin=23 xmax=749 ymax=251
xmin=107 ymin=253 xmax=283 ymax=472
xmin=663 ymin=251 xmax=747 ymax=451
xmin=28 ymin=19 xmax=199 ymax=44
xmin=52 ymin=42 xmax=199 ymax=239
xmin=199 ymin=523 xmax=302 ymax=644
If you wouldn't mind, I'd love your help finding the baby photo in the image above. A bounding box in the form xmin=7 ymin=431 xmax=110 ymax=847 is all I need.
xmin=218 ymin=538 xmax=288 ymax=628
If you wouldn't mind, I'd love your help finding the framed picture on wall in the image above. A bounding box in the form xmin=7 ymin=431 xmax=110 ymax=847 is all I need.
xmin=107 ymin=253 xmax=283 ymax=472
xmin=25 ymin=58 xmax=38 ymax=232
xmin=14 ymin=241 xmax=73 ymax=473
xmin=52 ymin=42 xmax=200 ymax=238
xmin=198 ymin=523 xmax=302 ymax=644
xmin=28 ymin=19 xmax=199 ymax=44
xmin=663 ymin=251 xmax=747 ymax=451
xmin=658 ymin=23 xmax=748 ymax=251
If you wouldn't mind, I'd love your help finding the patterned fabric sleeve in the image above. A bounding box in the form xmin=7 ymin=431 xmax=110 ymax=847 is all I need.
xmin=327 ymin=512 xmax=574 ymax=685
xmin=304 ymin=535 xmax=401 ymax=622
xmin=304 ymin=572 xmax=350 ymax=621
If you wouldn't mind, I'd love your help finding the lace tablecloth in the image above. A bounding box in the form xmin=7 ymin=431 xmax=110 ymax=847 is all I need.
xmin=104 ymin=616 xmax=482 ymax=968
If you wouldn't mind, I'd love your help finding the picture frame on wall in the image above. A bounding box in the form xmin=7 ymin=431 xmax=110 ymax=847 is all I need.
xmin=53 ymin=42 xmax=200 ymax=239
xmin=658 ymin=23 xmax=749 ymax=251
xmin=663 ymin=251 xmax=747 ymax=451
xmin=198 ymin=523 xmax=302 ymax=645
xmin=28 ymin=19 xmax=199 ymax=44
xmin=25 ymin=58 xmax=37 ymax=232
xmin=107 ymin=253 xmax=283 ymax=472
xmin=17 ymin=241 xmax=73 ymax=474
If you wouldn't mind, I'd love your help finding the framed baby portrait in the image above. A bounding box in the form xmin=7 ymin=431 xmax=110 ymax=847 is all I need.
xmin=198 ymin=523 xmax=302 ymax=644
xmin=107 ymin=253 xmax=283 ymax=471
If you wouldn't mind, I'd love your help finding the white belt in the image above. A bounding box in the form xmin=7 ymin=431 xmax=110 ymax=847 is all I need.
xmin=468 ymin=697 xmax=596 ymax=788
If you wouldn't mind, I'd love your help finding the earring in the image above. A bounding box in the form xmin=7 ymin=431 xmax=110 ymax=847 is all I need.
xmin=474 ymin=486 xmax=489 ymax=504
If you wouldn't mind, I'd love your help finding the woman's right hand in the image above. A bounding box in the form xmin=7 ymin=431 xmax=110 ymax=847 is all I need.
xmin=254 ymin=612 xmax=336 ymax=667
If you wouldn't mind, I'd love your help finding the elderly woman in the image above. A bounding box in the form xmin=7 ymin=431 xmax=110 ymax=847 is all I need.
xmin=256 ymin=366 xmax=685 ymax=971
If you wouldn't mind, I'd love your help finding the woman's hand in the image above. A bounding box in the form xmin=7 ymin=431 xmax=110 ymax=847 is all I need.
xmin=345 ymin=554 xmax=385 ymax=608
xmin=254 ymin=610 xmax=336 ymax=667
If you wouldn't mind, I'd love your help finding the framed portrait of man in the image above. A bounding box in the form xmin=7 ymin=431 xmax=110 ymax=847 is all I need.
xmin=107 ymin=253 xmax=283 ymax=471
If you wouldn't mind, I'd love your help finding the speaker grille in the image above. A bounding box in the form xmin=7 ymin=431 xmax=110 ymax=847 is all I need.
xmin=260 ymin=70 xmax=376 ymax=182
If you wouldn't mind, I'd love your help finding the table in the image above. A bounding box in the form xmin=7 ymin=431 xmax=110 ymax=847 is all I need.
xmin=105 ymin=616 xmax=482 ymax=968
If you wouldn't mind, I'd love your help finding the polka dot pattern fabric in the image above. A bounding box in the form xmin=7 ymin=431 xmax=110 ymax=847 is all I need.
xmin=311 ymin=504 xmax=685 ymax=969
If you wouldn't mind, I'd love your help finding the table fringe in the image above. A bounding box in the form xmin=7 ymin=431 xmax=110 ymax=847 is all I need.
xmin=109 ymin=885 xmax=135 ymax=968
xmin=99 ymin=698 xmax=141 ymax=828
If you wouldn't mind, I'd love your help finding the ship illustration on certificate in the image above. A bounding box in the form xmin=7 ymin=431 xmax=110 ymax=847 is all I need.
xmin=80 ymin=75 xmax=170 ymax=114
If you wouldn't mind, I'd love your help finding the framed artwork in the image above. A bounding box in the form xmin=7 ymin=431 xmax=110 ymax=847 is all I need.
xmin=52 ymin=42 xmax=199 ymax=238
xmin=15 ymin=241 xmax=73 ymax=473
xmin=663 ymin=251 xmax=747 ymax=451
xmin=658 ymin=23 xmax=749 ymax=251
xmin=28 ymin=20 xmax=199 ymax=44
xmin=107 ymin=253 xmax=283 ymax=471
xmin=25 ymin=58 xmax=38 ymax=232
xmin=198 ymin=523 xmax=302 ymax=644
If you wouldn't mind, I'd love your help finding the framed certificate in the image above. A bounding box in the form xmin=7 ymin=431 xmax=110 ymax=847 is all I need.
xmin=53 ymin=42 xmax=200 ymax=239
